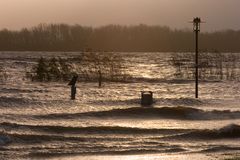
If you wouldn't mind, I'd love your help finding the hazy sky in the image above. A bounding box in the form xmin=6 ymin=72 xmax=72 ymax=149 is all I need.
xmin=0 ymin=0 xmax=240 ymax=31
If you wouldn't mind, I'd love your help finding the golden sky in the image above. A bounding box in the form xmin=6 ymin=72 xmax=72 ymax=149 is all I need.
xmin=0 ymin=0 xmax=239 ymax=31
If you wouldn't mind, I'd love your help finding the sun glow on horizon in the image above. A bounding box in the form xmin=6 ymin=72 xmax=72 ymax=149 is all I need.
xmin=0 ymin=0 xmax=240 ymax=31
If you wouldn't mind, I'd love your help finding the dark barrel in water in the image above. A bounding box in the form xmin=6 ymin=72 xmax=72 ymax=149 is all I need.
xmin=141 ymin=91 xmax=153 ymax=106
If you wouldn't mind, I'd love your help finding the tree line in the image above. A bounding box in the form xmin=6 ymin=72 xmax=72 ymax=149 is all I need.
xmin=0 ymin=23 xmax=240 ymax=52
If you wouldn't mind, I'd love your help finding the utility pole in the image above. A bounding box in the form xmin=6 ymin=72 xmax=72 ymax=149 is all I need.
xmin=192 ymin=17 xmax=202 ymax=98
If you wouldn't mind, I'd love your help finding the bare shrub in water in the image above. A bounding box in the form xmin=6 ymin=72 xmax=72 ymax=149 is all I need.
xmin=0 ymin=64 xmax=7 ymax=82
xmin=28 ymin=52 xmax=130 ymax=82
xmin=77 ymin=52 xmax=131 ymax=82
xmin=169 ymin=52 xmax=240 ymax=81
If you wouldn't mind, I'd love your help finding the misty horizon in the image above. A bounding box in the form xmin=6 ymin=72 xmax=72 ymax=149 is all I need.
xmin=1 ymin=0 xmax=240 ymax=32
xmin=2 ymin=23 xmax=240 ymax=33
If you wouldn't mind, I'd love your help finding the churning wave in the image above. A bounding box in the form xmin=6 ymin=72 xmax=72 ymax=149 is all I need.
xmin=36 ymin=106 xmax=240 ymax=120
xmin=0 ymin=132 xmax=11 ymax=145
xmin=0 ymin=96 xmax=72 ymax=107
xmin=1 ymin=122 xmax=240 ymax=158
xmin=1 ymin=122 xmax=240 ymax=144
xmin=164 ymin=124 xmax=240 ymax=140
xmin=0 ymin=122 xmax=188 ymax=135
xmin=88 ymin=97 xmax=204 ymax=106
xmin=0 ymin=97 xmax=37 ymax=106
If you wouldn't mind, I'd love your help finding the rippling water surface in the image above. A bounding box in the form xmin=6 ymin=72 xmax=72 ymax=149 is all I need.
xmin=0 ymin=52 xmax=240 ymax=160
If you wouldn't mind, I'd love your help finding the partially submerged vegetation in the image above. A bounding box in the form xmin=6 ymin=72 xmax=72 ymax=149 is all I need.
xmin=169 ymin=52 xmax=240 ymax=81
xmin=77 ymin=52 xmax=130 ymax=82
xmin=28 ymin=52 xmax=131 ymax=82
xmin=0 ymin=64 xmax=7 ymax=82
xmin=27 ymin=57 xmax=76 ymax=82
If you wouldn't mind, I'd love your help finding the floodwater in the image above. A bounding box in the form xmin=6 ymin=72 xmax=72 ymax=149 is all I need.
xmin=0 ymin=52 xmax=240 ymax=160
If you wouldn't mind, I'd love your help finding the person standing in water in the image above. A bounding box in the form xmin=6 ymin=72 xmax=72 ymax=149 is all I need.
xmin=68 ymin=75 xmax=78 ymax=100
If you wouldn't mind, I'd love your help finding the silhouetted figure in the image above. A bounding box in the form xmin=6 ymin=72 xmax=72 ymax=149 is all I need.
xmin=68 ymin=75 xmax=78 ymax=100
xmin=98 ymin=70 xmax=102 ymax=87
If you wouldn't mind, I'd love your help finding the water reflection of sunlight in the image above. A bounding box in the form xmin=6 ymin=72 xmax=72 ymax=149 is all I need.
xmin=52 ymin=154 xmax=218 ymax=160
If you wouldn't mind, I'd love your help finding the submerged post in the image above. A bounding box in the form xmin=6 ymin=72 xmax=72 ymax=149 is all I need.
xmin=68 ymin=75 xmax=78 ymax=100
xmin=98 ymin=70 xmax=102 ymax=87
xmin=192 ymin=17 xmax=201 ymax=98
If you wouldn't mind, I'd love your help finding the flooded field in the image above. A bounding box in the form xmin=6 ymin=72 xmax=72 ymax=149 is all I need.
xmin=0 ymin=52 xmax=240 ymax=160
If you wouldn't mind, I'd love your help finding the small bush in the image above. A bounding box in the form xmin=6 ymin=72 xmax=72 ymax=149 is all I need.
xmin=29 ymin=57 xmax=76 ymax=82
